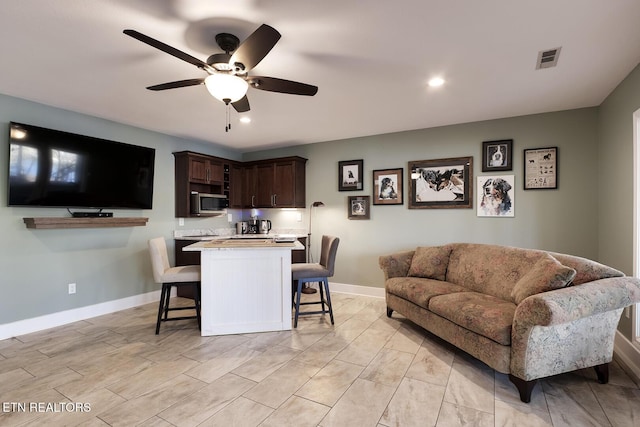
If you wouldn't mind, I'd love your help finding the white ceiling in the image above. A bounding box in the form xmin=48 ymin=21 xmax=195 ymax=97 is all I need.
xmin=1 ymin=0 xmax=639 ymax=151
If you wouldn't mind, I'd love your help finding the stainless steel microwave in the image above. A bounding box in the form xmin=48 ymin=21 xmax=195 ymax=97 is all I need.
xmin=190 ymin=193 xmax=228 ymax=216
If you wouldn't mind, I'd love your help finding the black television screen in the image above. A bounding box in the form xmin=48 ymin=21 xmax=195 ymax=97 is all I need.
xmin=8 ymin=122 xmax=155 ymax=209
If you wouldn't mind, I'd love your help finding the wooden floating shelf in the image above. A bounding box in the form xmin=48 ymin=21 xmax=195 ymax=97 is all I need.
xmin=23 ymin=217 xmax=149 ymax=229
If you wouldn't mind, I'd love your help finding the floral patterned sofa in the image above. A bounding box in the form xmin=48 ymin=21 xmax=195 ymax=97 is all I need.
xmin=379 ymin=243 xmax=640 ymax=402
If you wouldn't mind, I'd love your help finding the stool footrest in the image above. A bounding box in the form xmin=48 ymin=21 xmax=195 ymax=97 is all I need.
xmin=166 ymin=306 xmax=198 ymax=311
xmin=162 ymin=315 xmax=199 ymax=322
xmin=300 ymin=300 xmax=328 ymax=306
xmin=297 ymin=310 xmax=329 ymax=316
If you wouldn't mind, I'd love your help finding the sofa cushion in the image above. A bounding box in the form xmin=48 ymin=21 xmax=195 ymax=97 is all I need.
xmin=550 ymin=252 xmax=623 ymax=285
xmin=510 ymin=253 xmax=576 ymax=304
xmin=407 ymin=245 xmax=453 ymax=280
xmin=385 ymin=277 xmax=468 ymax=309
xmin=428 ymin=292 xmax=516 ymax=346
xmin=446 ymin=243 xmax=546 ymax=301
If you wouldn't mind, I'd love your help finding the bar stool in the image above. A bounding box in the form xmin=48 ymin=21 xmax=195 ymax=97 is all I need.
xmin=148 ymin=237 xmax=201 ymax=334
xmin=292 ymin=235 xmax=340 ymax=327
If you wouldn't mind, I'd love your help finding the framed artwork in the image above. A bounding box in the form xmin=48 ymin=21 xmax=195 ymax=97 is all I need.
xmin=477 ymin=175 xmax=515 ymax=217
xmin=408 ymin=156 xmax=473 ymax=209
xmin=482 ymin=139 xmax=513 ymax=172
xmin=372 ymin=168 xmax=403 ymax=205
xmin=524 ymin=147 xmax=557 ymax=189
xmin=348 ymin=196 xmax=370 ymax=219
xmin=338 ymin=159 xmax=364 ymax=191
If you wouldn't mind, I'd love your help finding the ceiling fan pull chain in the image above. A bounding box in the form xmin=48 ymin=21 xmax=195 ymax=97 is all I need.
xmin=224 ymin=100 xmax=231 ymax=132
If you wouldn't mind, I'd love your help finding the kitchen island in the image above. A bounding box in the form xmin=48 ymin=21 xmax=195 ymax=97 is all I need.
xmin=183 ymin=238 xmax=304 ymax=336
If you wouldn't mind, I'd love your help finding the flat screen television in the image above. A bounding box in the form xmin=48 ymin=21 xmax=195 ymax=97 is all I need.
xmin=7 ymin=122 xmax=155 ymax=210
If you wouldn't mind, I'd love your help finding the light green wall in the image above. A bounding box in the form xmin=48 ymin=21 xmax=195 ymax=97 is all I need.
xmin=0 ymin=93 xmax=241 ymax=324
xmin=246 ymin=108 xmax=600 ymax=288
xmin=598 ymin=63 xmax=640 ymax=338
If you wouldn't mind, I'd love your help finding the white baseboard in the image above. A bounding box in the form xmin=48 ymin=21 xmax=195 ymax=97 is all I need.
xmin=330 ymin=282 xmax=385 ymax=298
xmin=614 ymin=330 xmax=640 ymax=384
xmin=0 ymin=290 xmax=165 ymax=341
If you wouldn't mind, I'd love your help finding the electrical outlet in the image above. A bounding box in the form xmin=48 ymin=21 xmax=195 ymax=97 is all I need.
xmin=228 ymin=213 xmax=232 ymax=222
xmin=296 ymin=212 xmax=302 ymax=222
xmin=624 ymin=306 xmax=631 ymax=318
xmin=178 ymin=218 xmax=184 ymax=226
xmin=68 ymin=283 xmax=76 ymax=294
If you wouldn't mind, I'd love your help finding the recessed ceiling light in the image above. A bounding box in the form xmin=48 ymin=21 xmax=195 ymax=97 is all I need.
xmin=428 ymin=77 xmax=445 ymax=87
xmin=239 ymin=116 xmax=251 ymax=124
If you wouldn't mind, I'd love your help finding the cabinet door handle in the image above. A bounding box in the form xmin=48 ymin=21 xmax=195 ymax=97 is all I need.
xmin=251 ymin=195 xmax=255 ymax=207
xmin=272 ymin=194 xmax=277 ymax=206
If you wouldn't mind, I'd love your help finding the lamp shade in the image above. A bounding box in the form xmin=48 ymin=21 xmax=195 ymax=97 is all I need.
xmin=204 ymin=74 xmax=249 ymax=103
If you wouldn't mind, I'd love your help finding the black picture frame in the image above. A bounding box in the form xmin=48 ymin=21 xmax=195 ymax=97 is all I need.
xmin=373 ymin=168 xmax=403 ymax=205
xmin=348 ymin=196 xmax=370 ymax=219
xmin=523 ymin=147 xmax=558 ymax=189
xmin=482 ymin=139 xmax=513 ymax=172
xmin=408 ymin=156 xmax=473 ymax=209
xmin=338 ymin=159 xmax=364 ymax=191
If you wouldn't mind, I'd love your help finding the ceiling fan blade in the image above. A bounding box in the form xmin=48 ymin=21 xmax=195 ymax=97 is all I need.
xmin=232 ymin=95 xmax=250 ymax=113
xmin=123 ymin=29 xmax=211 ymax=72
xmin=229 ymin=24 xmax=281 ymax=71
xmin=146 ymin=78 xmax=205 ymax=91
xmin=249 ymin=76 xmax=318 ymax=96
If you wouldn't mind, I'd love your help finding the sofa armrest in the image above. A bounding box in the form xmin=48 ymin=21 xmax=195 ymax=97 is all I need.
xmin=378 ymin=250 xmax=415 ymax=280
xmin=514 ymin=276 xmax=640 ymax=327
xmin=510 ymin=276 xmax=640 ymax=382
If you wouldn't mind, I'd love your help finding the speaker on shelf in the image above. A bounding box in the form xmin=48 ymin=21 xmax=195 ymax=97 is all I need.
xmin=71 ymin=212 xmax=114 ymax=218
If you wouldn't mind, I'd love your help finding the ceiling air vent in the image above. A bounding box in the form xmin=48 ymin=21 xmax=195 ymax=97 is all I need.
xmin=536 ymin=47 xmax=561 ymax=69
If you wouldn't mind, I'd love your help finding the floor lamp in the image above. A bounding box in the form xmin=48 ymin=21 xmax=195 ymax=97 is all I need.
xmin=303 ymin=201 xmax=324 ymax=294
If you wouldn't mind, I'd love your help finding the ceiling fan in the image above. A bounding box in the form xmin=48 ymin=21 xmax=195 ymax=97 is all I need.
xmin=123 ymin=24 xmax=318 ymax=118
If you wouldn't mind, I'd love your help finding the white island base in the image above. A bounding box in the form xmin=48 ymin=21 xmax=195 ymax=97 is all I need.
xmin=184 ymin=239 xmax=302 ymax=336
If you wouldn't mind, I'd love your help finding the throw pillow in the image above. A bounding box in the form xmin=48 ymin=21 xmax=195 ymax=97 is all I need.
xmin=408 ymin=245 xmax=452 ymax=281
xmin=511 ymin=253 xmax=576 ymax=304
xmin=550 ymin=252 xmax=623 ymax=285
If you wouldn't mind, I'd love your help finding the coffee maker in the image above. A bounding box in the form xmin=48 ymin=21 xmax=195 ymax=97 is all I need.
xmin=248 ymin=217 xmax=259 ymax=234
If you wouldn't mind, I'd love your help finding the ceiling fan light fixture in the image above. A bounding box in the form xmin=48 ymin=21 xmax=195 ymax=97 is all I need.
xmin=204 ymin=74 xmax=248 ymax=103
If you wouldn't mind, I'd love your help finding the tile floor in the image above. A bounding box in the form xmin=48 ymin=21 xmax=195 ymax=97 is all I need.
xmin=0 ymin=292 xmax=639 ymax=426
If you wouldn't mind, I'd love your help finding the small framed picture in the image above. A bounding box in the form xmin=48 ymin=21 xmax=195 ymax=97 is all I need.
xmin=482 ymin=139 xmax=513 ymax=172
xmin=477 ymin=175 xmax=515 ymax=217
xmin=348 ymin=196 xmax=370 ymax=219
xmin=339 ymin=159 xmax=364 ymax=191
xmin=524 ymin=147 xmax=557 ymax=189
xmin=373 ymin=168 xmax=403 ymax=205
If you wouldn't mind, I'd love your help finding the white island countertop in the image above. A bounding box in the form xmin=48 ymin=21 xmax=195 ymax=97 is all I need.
xmin=183 ymin=238 xmax=304 ymax=250
xmin=174 ymin=229 xmax=307 ymax=241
